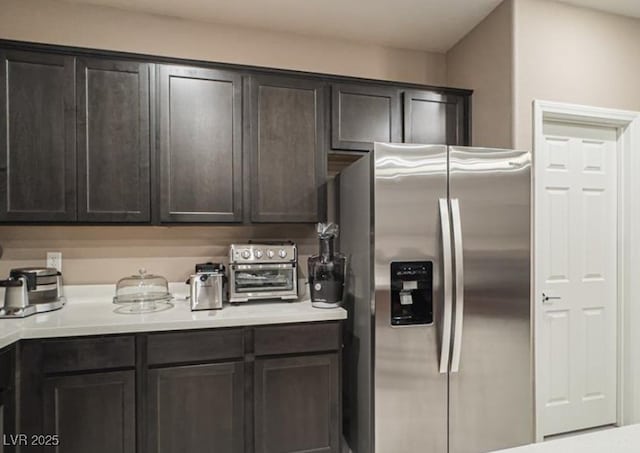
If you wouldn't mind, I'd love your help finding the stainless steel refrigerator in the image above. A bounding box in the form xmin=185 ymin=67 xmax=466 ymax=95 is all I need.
xmin=337 ymin=143 xmax=533 ymax=453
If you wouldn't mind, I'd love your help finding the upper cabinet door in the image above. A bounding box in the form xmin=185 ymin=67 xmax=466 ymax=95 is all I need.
xmin=158 ymin=65 xmax=242 ymax=223
xmin=403 ymin=90 xmax=470 ymax=146
xmin=331 ymin=84 xmax=401 ymax=152
xmin=249 ymin=76 xmax=326 ymax=223
xmin=0 ymin=50 xmax=76 ymax=222
xmin=76 ymin=58 xmax=151 ymax=222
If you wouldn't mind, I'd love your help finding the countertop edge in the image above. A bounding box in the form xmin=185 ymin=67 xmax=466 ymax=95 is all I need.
xmin=1 ymin=305 xmax=347 ymax=349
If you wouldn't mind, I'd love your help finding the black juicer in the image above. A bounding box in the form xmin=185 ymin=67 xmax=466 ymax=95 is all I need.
xmin=308 ymin=223 xmax=346 ymax=308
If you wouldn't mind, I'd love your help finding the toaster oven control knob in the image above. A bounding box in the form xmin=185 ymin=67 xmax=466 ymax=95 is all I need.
xmin=278 ymin=249 xmax=288 ymax=258
xmin=254 ymin=250 xmax=263 ymax=259
xmin=241 ymin=250 xmax=251 ymax=259
xmin=266 ymin=249 xmax=275 ymax=258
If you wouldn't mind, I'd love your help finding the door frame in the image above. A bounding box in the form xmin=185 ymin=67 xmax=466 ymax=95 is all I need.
xmin=533 ymin=100 xmax=640 ymax=441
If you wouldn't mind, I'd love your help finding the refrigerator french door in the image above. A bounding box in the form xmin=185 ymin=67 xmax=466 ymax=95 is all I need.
xmin=338 ymin=143 xmax=533 ymax=453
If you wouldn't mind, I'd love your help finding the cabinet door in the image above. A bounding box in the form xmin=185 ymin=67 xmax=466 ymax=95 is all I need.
xmin=255 ymin=354 xmax=340 ymax=453
xmin=77 ymin=58 xmax=151 ymax=222
xmin=403 ymin=90 xmax=470 ymax=146
xmin=0 ymin=347 xmax=15 ymax=453
xmin=331 ymin=84 xmax=401 ymax=151
xmin=0 ymin=50 xmax=76 ymax=222
xmin=159 ymin=65 xmax=242 ymax=222
xmin=43 ymin=370 xmax=135 ymax=453
xmin=147 ymin=362 xmax=244 ymax=453
xmin=249 ymin=76 xmax=326 ymax=223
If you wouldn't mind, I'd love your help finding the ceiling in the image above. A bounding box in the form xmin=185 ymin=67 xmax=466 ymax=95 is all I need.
xmin=61 ymin=0 xmax=640 ymax=53
xmin=62 ymin=0 xmax=502 ymax=52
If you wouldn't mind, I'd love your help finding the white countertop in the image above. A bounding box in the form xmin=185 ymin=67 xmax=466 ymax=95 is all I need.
xmin=0 ymin=282 xmax=347 ymax=350
xmin=492 ymin=425 xmax=640 ymax=453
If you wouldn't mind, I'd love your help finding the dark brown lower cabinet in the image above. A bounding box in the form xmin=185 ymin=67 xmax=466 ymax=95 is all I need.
xmin=254 ymin=354 xmax=340 ymax=453
xmin=43 ymin=371 xmax=135 ymax=453
xmin=16 ymin=322 xmax=341 ymax=453
xmin=147 ymin=362 xmax=244 ymax=453
xmin=0 ymin=346 xmax=15 ymax=453
xmin=0 ymin=389 xmax=8 ymax=453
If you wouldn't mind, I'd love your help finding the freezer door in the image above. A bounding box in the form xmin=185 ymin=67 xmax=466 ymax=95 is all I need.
xmin=448 ymin=146 xmax=533 ymax=453
xmin=373 ymin=143 xmax=449 ymax=453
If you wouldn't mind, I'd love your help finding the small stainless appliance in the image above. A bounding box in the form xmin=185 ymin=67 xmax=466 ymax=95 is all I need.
xmin=0 ymin=267 xmax=65 ymax=318
xmin=188 ymin=262 xmax=225 ymax=311
xmin=229 ymin=242 xmax=298 ymax=303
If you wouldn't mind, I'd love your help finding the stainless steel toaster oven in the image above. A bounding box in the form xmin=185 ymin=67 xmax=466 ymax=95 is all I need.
xmin=229 ymin=242 xmax=298 ymax=303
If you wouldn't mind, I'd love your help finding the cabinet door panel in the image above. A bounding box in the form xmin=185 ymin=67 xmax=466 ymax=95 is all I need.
xmin=43 ymin=370 xmax=135 ymax=453
xmin=0 ymin=50 xmax=76 ymax=222
xmin=77 ymin=58 xmax=151 ymax=222
xmin=0 ymin=389 xmax=8 ymax=453
xmin=255 ymin=354 xmax=340 ymax=453
xmin=249 ymin=76 xmax=326 ymax=223
xmin=331 ymin=84 xmax=400 ymax=151
xmin=403 ymin=90 xmax=469 ymax=146
xmin=159 ymin=65 xmax=242 ymax=222
xmin=0 ymin=347 xmax=15 ymax=453
xmin=148 ymin=362 xmax=244 ymax=453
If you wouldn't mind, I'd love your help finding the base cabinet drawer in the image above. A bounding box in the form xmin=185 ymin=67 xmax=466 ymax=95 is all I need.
xmin=43 ymin=371 xmax=135 ymax=453
xmin=147 ymin=362 xmax=244 ymax=453
xmin=254 ymin=354 xmax=340 ymax=453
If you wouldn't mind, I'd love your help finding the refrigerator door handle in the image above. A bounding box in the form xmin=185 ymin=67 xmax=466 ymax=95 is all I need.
xmin=450 ymin=198 xmax=464 ymax=373
xmin=439 ymin=198 xmax=453 ymax=374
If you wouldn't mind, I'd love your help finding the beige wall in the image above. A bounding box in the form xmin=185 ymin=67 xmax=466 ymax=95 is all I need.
xmin=513 ymin=0 xmax=640 ymax=149
xmin=0 ymin=225 xmax=317 ymax=285
xmin=446 ymin=0 xmax=514 ymax=148
xmin=0 ymin=0 xmax=447 ymax=85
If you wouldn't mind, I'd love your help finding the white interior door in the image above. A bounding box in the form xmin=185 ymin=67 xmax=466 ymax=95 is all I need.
xmin=537 ymin=120 xmax=618 ymax=437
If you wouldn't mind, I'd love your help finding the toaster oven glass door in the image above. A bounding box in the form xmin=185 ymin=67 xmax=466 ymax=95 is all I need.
xmin=233 ymin=264 xmax=295 ymax=293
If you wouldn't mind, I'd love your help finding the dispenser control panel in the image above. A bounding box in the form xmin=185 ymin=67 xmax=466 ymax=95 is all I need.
xmin=390 ymin=261 xmax=433 ymax=326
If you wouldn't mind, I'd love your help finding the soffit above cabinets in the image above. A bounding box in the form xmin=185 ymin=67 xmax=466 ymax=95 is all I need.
xmin=59 ymin=0 xmax=501 ymax=52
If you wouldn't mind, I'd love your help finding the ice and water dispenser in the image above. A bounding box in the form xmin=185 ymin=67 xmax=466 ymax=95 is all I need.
xmin=390 ymin=261 xmax=433 ymax=326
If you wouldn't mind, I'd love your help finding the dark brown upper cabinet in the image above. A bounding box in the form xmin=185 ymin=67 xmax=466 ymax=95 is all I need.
xmin=0 ymin=41 xmax=471 ymax=225
xmin=158 ymin=65 xmax=242 ymax=223
xmin=248 ymin=76 xmax=326 ymax=223
xmin=0 ymin=50 xmax=76 ymax=222
xmin=77 ymin=58 xmax=151 ymax=222
xmin=331 ymin=84 xmax=401 ymax=152
xmin=403 ymin=90 xmax=469 ymax=146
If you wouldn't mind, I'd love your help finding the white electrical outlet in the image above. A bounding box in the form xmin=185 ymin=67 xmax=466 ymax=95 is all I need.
xmin=47 ymin=252 xmax=62 ymax=273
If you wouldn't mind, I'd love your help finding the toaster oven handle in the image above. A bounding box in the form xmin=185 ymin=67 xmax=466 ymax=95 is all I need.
xmin=0 ymin=278 xmax=23 ymax=287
